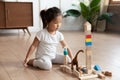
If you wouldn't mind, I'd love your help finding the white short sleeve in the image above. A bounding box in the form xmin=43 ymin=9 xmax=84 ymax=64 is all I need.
xmin=59 ymin=32 xmax=64 ymax=41
xmin=36 ymin=31 xmax=43 ymax=41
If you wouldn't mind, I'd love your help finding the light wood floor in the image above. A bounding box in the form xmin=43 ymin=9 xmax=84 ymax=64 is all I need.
xmin=0 ymin=31 xmax=120 ymax=80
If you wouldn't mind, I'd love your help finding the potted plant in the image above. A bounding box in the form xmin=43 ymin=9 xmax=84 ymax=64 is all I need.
xmin=63 ymin=0 xmax=113 ymax=32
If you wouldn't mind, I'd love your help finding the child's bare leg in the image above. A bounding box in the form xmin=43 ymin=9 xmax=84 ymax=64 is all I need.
xmin=27 ymin=59 xmax=35 ymax=66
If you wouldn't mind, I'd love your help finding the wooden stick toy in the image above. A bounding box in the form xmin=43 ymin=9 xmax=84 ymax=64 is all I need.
xmin=63 ymin=48 xmax=68 ymax=65
xmin=60 ymin=21 xmax=112 ymax=80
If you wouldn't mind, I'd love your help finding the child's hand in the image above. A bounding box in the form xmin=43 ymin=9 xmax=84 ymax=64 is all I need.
xmin=23 ymin=63 xmax=28 ymax=67
xmin=23 ymin=58 xmax=28 ymax=67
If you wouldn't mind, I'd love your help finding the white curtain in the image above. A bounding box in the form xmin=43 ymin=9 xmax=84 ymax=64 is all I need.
xmin=97 ymin=0 xmax=110 ymax=31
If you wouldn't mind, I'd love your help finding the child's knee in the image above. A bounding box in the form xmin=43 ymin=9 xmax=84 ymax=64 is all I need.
xmin=34 ymin=59 xmax=52 ymax=70
xmin=42 ymin=61 xmax=52 ymax=70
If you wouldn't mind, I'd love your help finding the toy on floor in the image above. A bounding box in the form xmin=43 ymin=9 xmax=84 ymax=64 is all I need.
xmin=102 ymin=71 xmax=112 ymax=77
xmin=60 ymin=21 xmax=112 ymax=80
xmin=63 ymin=47 xmax=68 ymax=65
xmin=71 ymin=50 xmax=84 ymax=72
xmin=92 ymin=65 xmax=112 ymax=79
xmin=94 ymin=64 xmax=102 ymax=71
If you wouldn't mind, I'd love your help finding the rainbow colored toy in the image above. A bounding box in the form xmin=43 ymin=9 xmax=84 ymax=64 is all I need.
xmin=85 ymin=34 xmax=92 ymax=46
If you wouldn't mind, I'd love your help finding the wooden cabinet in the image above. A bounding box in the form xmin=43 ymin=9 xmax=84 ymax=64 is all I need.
xmin=106 ymin=0 xmax=120 ymax=32
xmin=0 ymin=2 xmax=5 ymax=28
xmin=0 ymin=2 xmax=33 ymax=35
xmin=107 ymin=4 xmax=120 ymax=32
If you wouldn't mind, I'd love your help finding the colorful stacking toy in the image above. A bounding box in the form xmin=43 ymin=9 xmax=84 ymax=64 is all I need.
xmin=85 ymin=34 xmax=92 ymax=46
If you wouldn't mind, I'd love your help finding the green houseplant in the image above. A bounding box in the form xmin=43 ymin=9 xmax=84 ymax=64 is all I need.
xmin=63 ymin=0 xmax=113 ymax=32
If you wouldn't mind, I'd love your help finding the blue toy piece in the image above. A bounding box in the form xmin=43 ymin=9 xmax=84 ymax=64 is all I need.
xmin=94 ymin=64 xmax=101 ymax=71
xmin=63 ymin=48 xmax=68 ymax=55
xmin=85 ymin=42 xmax=92 ymax=46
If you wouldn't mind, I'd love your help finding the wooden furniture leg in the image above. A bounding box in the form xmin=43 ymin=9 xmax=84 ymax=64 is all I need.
xmin=23 ymin=29 xmax=26 ymax=33
xmin=26 ymin=28 xmax=31 ymax=36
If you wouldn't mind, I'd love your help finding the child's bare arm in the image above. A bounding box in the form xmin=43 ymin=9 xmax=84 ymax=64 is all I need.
xmin=60 ymin=40 xmax=73 ymax=59
xmin=24 ymin=37 xmax=39 ymax=67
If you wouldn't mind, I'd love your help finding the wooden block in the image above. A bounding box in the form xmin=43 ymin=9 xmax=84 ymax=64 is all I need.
xmin=85 ymin=42 xmax=92 ymax=46
xmin=92 ymin=70 xmax=97 ymax=74
xmin=64 ymin=66 xmax=71 ymax=73
xmin=87 ymin=69 xmax=93 ymax=74
xmin=79 ymin=74 xmax=98 ymax=80
xmin=86 ymin=49 xmax=92 ymax=71
xmin=98 ymin=73 xmax=105 ymax=79
xmin=94 ymin=65 xmax=101 ymax=71
xmin=85 ymin=38 xmax=92 ymax=42
xmin=64 ymin=55 xmax=67 ymax=65
xmin=72 ymin=69 xmax=81 ymax=77
xmin=85 ymin=31 xmax=91 ymax=35
xmin=102 ymin=71 xmax=112 ymax=77
xmin=60 ymin=65 xmax=71 ymax=73
xmin=86 ymin=35 xmax=92 ymax=38
xmin=84 ymin=21 xmax=91 ymax=31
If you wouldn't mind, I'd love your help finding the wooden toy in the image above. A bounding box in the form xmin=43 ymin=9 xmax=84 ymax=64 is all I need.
xmin=60 ymin=22 xmax=97 ymax=79
xmin=60 ymin=48 xmax=70 ymax=73
xmin=94 ymin=64 xmax=102 ymax=71
xmin=60 ymin=21 xmax=112 ymax=80
xmin=102 ymin=71 xmax=112 ymax=77
xmin=71 ymin=50 xmax=84 ymax=72
xmin=98 ymin=72 xmax=105 ymax=79
xmin=63 ymin=48 xmax=68 ymax=65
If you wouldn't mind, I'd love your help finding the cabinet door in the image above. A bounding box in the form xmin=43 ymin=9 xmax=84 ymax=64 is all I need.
xmin=0 ymin=2 xmax=6 ymax=28
xmin=5 ymin=2 xmax=33 ymax=28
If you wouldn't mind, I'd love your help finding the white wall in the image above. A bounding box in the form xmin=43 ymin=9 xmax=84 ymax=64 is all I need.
xmin=60 ymin=0 xmax=84 ymax=30
xmin=40 ymin=0 xmax=60 ymax=10
xmin=0 ymin=0 xmax=87 ymax=33
xmin=40 ymin=0 xmax=85 ymax=31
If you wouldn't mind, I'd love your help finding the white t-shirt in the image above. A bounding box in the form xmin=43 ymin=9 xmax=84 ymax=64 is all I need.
xmin=35 ymin=29 xmax=64 ymax=59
